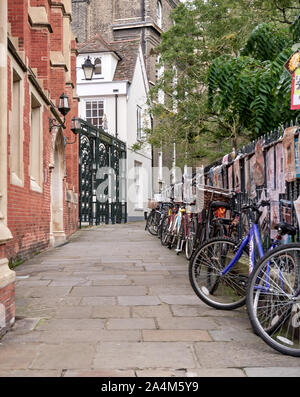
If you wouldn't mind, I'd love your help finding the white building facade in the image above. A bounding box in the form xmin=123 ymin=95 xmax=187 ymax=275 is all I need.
xmin=76 ymin=35 xmax=152 ymax=221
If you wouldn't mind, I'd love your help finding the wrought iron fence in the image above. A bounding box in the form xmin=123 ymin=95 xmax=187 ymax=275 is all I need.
xmin=78 ymin=118 xmax=127 ymax=227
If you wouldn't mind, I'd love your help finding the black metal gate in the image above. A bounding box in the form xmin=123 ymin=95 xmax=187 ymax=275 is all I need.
xmin=78 ymin=119 xmax=127 ymax=227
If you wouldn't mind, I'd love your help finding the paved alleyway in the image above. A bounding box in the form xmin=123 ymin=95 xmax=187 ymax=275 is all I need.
xmin=1 ymin=221 xmax=300 ymax=377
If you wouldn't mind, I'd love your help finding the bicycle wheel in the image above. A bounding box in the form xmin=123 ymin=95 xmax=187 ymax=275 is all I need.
xmin=161 ymin=216 xmax=172 ymax=246
xmin=186 ymin=216 xmax=197 ymax=260
xmin=209 ymin=220 xmax=227 ymax=239
xmin=175 ymin=219 xmax=185 ymax=255
xmin=168 ymin=215 xmax=179 ymax=249
xmin=146 ymin=211 xmax=159 ymax=236
xmin=189 ymin=237 xmax=249 ymax=310
xmin=246 ymin=243 xmax=300 ymax=356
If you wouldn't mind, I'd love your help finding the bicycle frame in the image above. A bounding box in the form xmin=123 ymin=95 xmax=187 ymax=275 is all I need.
xmin=221 ymin=223 xmax=280 ymax=277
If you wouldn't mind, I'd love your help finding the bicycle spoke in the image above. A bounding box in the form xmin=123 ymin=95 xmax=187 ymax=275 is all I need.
xmin=247 ymin=244 xmax=300 ymax=356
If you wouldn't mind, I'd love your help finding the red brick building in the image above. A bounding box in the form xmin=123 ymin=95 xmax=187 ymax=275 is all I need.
xmin=0 ymin=0 xmax=79 ymax=336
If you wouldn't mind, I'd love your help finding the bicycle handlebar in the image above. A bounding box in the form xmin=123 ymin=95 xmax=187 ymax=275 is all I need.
xmin=242 ymin=200 xmax=270 ymax=212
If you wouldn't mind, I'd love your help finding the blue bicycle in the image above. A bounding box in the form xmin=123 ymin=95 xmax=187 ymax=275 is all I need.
xmin=189 ymin=199 xmax=297 ymax=311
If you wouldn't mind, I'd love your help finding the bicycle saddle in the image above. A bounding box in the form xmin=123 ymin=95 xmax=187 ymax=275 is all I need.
xmin=209 ymin=201 xmax=231 ymax=210
xmin=275 ymin=222 xmax=297 ymax=236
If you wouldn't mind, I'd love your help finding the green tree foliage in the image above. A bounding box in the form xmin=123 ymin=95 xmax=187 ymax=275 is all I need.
xmin=143 ymin=0 xmax=300 ymax=165
xmin=208 ymin=21 xmax=300 ymax=139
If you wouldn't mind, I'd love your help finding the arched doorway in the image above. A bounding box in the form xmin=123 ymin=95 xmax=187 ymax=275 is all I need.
xmin=50 ymin=129 xmax=65 ymax=246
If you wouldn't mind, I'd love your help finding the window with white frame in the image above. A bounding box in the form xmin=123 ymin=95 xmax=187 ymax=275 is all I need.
xmin=30 ymin=92 xmax=43 ymax=191
xmin=85 ymin=99 xmax=104 ymax=129
xmin=11 ymin=69 xmax=24 ymax=184
xmin=157 ymin=1 xmax=162 ymax=28
xmin=94 ymin=58 xmax=102 ymax=75
xmin=137 ymin=105 xmax=142 ymax=140
xmin=134 ymin=161 xmax=143 ymax=209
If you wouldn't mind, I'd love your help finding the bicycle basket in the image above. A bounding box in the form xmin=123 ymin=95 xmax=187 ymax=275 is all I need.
xmin=148 ymin=199 xmax=158 ymax=209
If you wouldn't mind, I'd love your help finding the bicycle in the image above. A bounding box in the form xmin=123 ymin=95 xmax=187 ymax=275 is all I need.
xmin=167 ymin=202 xmax=186 ymax=250
xmin=246 ymin=235 xmax=300 ymax=356
xmin=188 ymin=199 xmax=296 ymax=311
xmin=185 ymin=209 xmax=199 ymax=260
xmin=187 ymin=200 xmax=238 ymax=261
xmin=174 ymin=203 xmax=198 ymax=259
xmin=145 ymin=204 xmax=160 ymax=236
xmin=160 ymin=202 xmax=180 ymax=247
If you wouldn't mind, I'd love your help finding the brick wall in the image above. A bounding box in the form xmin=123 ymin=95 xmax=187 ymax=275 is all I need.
xmin=6 ymin=0 xmax=79 ymax=264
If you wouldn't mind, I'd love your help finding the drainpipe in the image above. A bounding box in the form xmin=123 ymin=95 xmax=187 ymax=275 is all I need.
xmin=115 ymin=94 xmax=118 ymax=139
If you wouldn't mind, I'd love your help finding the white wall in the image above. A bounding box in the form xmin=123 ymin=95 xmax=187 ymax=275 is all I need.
xmin=126 ymin=47 xmax=152 ymax=220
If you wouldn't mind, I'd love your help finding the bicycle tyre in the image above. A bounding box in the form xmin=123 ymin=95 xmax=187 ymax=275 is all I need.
xmin=161 ymin=216 xmax=172 ymax=246
xmin=246 ymin=243 xmax=300 ymax=357
xmin=189 ymin=237 xmax=249 ymax=310
xmin=209 ymin=221 xmax=227 ymax=239
xmin=175 ymin=219 xmax=185 ymax=255
xmin=146 ymin=211 xmax=159 ymax=236
xmin=186 ymin=217 xmax=197 ymax=260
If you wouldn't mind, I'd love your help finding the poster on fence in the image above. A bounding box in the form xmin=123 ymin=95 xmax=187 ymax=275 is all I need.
xmin=249 ymin=154 xmax=257 ymax=198
xmin=209 ymin=167 xmax=214 ymax=186
xmin=244 ymin=157 xmax=250 ymax=194
xmin=282 ymin=126 xmax=297 ymax=182
xmin=254 ymin=139 xmax=265 ymax=186
xmin=195 ymin=186 xmax=205 ymax=213
xmin=276 ymin=143 xmax=286 ymax=193
xmin=281 ymin=199 xmax=293 ymax=224
xmin=266 ymin=146 xmax=275 ymax=191
xmin=295 ymin=135 xmax=300 ymax=178
xmin=213 ymin=166 xmax=218 ymax=187
xmin=269 ymin=190 xmax=280 ymax=239
xmin=259 ymin=190 xmax=270 ymax=247
xmin=280 ymin=199 xmax=293 ymax=243
xmin=212 ymin=165 xmax=223 ymax=189
xmin=228 ymin=165 xmax=233 ymax=191
xmin=233 ymin=156 xmax=241 ymax=193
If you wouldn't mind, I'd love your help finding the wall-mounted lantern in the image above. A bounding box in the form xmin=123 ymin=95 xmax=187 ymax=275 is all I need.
xmin=82 ymin=56 xmax=95 ymax=80
xmin=49 ymin=92 xmax=71 ymax=132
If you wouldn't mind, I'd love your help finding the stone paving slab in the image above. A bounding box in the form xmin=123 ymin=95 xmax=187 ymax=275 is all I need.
xmin=64 ymin=370 xmax=136 ymax=377
xmin=93 ymin=342 xmax=196 ymax=369
xmin=36 ymin=318 xmax=106 ymax=331
xmin=118 ymin=295 xmax=161 ymax=306
xmin=194 ymin=341 xmax=300 ymax=368
xmin=0 ymin=343 xmax=40 ymax=369
xmin=30 ymin=343 xmax=95 ymax=370
xmin=0 ymin=370 xmax=61 ymax=377
xmin=1 ymin=221 xmax=300 ymax=377
xmin=244 ymin=367 xmax=300 ymax=377
xmin=106 ymin=318 xmax=156 ymax=330
xmin=185 ymin=368 xmax=246 ymax=377
xmin=142 ymin=330 xmax=212 ymax=342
